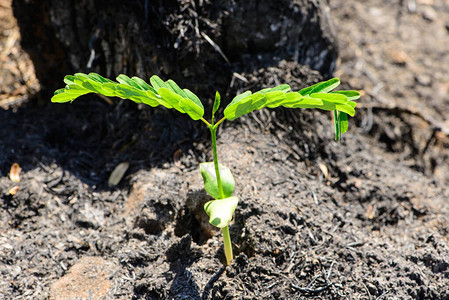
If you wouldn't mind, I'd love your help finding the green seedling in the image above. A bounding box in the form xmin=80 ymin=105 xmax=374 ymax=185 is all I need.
xmin=52 ymin=73 xmax=360 ymax=265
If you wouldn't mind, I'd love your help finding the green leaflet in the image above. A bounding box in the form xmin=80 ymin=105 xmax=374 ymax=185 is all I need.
xmin=165 ymin=79 xmax=188 ymax=98
xmin=334 ymin=111 xmax=349 ymax=141
xmin=179 ymin=98 xmax=204 ymax=120
xmin=117 ymin=74 xmax=145 ymax=90
xmin=310 ymin=78 xmax=340 ymax=94
xmin=258 ymin=84 xmax=291 ymax=94
xmin=131 ymin=76 xmax=156 ymax=93
xmin=200 ymin=162 xmax=235 ymax=199
xmin=331 ymin=90 xmax=361 ymax=101
xmin=334 ymin=111 xmax=340 ymax=141
xmin=226 ymin=91 xmax=252 ymax=108
xmin=204 ymin=196 xmax=239 ymax=228
xmin=224 ymin=84 xmax=292 ymax=120
xmin=51 ymin=86 xmax=90 ymax=103
xmin=310 ymin=92 xmax=348 ymax=104
xmin=298 ymin=78 xmax=340 ymax=96
xmin=157 ymin=88 xmax=186 ymax=113
xmin=265 ymin=91 xmax=287 ymax=108
xmin=335 ymin=103 xmax=355 ymax=116
xmin=213 ymin=91 xmax=221 ymax=117
xmin=183 ymin=89 xmax=204 ymax=112
xmin=149 ymin=75 xmax=167 ymax=90
xmin=51 ymin=73 xmax=204 ymax=120
xmin=340 ymin=112 xmax=349 ymax=134
xmin=289 ymin=96 xmax=323 ymax=108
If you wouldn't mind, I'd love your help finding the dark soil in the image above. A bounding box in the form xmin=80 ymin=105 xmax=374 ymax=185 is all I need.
xmin=2 ymin=0 xmax=449 ymax=299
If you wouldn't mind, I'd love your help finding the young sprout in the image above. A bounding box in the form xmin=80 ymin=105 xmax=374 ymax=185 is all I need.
xmin=52 ymin=73 xmax=360 ymax=265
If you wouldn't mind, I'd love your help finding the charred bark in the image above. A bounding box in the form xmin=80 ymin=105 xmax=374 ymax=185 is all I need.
xmin=13 ymin=0 xmax=338 ymax=99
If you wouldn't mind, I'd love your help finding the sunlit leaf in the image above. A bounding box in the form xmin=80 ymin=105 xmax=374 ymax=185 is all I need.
xmin=289 ymin=96 xmax=323 ymax=108
xmin=310 ymin=92 xmax=348 ymax=104
xmin=347 ymin=100 xmax=357 ymax=109
xmin=200 ymin=162 xmax=235 ymax=199
xmin=310 ymin=78 xmax=340 ymax=94
xmin=157 ymin=88 xmax=185 ymax=113
xmin=213 ymin=91 xmax=221 ymax=117
xmin=335 ymin=103 xmax=355 ymax=116
xmin=117 ymin=74 xmax=143 ymax=90
xmin=280 ymin=93 xmax=306 ymax=108
xmin=52 ymin=73 xmax=204 ymax=120
xmin=179 ymin=98 xmax=204 ymax=120
xmin=131 ymin=76 xmax=156 ymax=93
xmin=334 ymin=110 xmax=340 ymax=141
xmin=204 ymin=196 xmax=239 ymax=228
xmin=265 ymin=91 xmax=287 ymax=108
xmin=166 ymin=79 xmax=188 ymax=98
xmin=331 ymin=90 xmax=360 ymax=101
xmin=149 ymin=75 xmax=167 ymax=90
xmin=340 ymin=112 xmax=349 ymax=134
xmin=89 ymin=73 xmax=114 ymax=84
xmin=257 ymin=84 xmax=290 ymax=94
xmin=183 ymin=89 xmax=203 ymax=110
xmin=63 ymin=75 xmax=76 ymax=85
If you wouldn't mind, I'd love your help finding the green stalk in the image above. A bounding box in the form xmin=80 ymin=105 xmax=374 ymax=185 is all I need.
xmin=222 ymin=225 xmax=233 ymax=265
xmin=209 ymin=126 xmax=224 ymax=199
xmin=334 ymin=110 xmax=340 ymax=141
xmin=209 ymin=124 xmax=233 ymax=265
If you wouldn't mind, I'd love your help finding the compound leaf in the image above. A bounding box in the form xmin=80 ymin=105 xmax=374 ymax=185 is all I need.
xmin=52 ymin=72 xmax=205 ymax=120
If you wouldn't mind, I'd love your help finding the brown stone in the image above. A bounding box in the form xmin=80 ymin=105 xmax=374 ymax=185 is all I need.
xmin=50 ymin=256 xmax=118 ymax=300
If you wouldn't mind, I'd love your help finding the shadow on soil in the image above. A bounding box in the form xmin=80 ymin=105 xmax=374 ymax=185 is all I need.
xmin=0 ymin=97 xmax=205 ymax=190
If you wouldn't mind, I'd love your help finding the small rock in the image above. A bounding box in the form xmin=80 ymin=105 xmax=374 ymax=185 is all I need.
xmin=50 ymin=256 xmax=118 ymax=300
xmin=415 ymin=74 xmax=432 ymax=87
xmin=365 ymin=282 xmax=378 ymax=296
xmin=421 ymin=6 xmax=436 ymax=22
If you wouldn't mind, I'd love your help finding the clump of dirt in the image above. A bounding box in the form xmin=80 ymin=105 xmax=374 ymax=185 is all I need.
xmin=2 ymin=0 xmax=449 ymax=299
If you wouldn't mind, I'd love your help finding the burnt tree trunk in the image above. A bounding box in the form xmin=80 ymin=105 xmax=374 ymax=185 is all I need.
xmin=13 ymin=0 xmax=338 ymax=100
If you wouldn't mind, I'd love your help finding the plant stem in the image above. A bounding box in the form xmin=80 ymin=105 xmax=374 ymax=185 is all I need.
xmin=209 ymin=126 xmax=224 ymax=199
xmin=209 ymin=123 xmax=233 ymax=265
xmin=213 ymin=116 xmax=227 ymax=130
xmin=222 ymin=225 xmax=233 ymax=265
